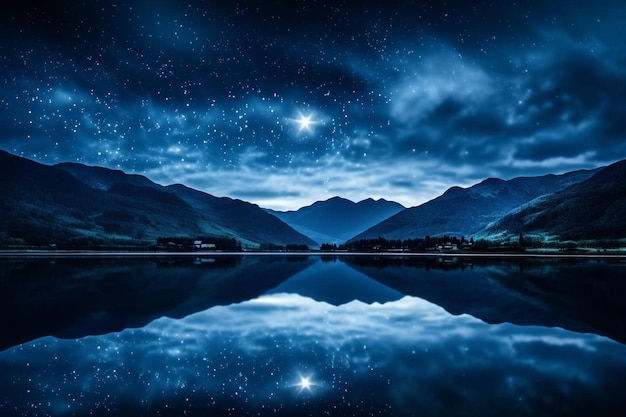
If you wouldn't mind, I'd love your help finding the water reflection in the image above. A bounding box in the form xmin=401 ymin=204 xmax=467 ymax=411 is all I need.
xmin=1 ymin=255 xmax=626 ymax=416
xmin=344 ymin=256 xmax=626 ymax=344
xmin=266 ymin=259 xmax=403 ymax=305
xmin=0 ymin=255 xmax=314 ymax=349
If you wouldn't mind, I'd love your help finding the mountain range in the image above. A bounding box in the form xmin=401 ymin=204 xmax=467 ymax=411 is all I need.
xmin=482 ymin=159 xmax=626 ymax=241
xmin=0 ymin=150 xmax=316 ymax=248
xmin=5 ymin=256 xmax=626 ymax=350
xmin=349 ymin=167 xmax=604 ymax=242
xmin=265 ymin=196 xmax=404 ymax=244
xmin=1 ymin=149 xmax=625 ymax=247
xmin=1 ymin=256 xmax=316 ymax=350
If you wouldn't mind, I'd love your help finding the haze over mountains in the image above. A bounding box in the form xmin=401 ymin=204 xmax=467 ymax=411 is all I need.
xmin=1 ymin=149 xmax=625 ymax=248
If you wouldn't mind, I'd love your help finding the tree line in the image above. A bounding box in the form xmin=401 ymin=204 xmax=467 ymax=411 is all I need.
xmin=259 ymin=243 xmax=310 ymax=251
xmin=323 ymin=235 xmax=475 ymax=252
xmin=320 ymin=234 xmax=626 ymax=253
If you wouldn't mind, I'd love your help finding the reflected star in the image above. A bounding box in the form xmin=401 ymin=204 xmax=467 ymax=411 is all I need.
xmin=299 ymin=376 xmax=312 ymax=390
xmin=291 ymin=373 xmax=318 ymax=393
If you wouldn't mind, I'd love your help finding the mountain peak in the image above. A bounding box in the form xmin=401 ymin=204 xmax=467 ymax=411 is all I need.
xmin=350 ymin=167 xmax=602 ymax=241
xmin=442 ymin=185 xmax=466 ymax=196
xmin=266 ymin=195 xmax=405 ymax=244
xmin=481 ymin=158 xmax=626 ymax=240
xmin=326 ymin=196 xmax=354 ymax=204
xmin=481 ymin=177 xmax=505 ymax=184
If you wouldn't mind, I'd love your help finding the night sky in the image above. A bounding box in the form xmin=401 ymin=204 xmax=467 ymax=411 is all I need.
xmin=2 ymin=1 xmax=625 ymax=210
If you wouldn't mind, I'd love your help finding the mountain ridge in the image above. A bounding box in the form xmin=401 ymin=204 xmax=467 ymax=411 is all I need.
xmin=266 ymin=196 xmax=405 ymax=244
xmin=0 ymin=150 xmax=315 ymax=248
xmin=349 ymin=167 xmax=602 ymax=242
xmin=2 ymin=149 xmax=624 ymax=247
xmin=480 ymin=159 xmax=626 ymax=241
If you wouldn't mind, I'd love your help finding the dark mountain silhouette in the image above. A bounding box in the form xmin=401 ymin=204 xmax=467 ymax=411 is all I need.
xmin=0 ymin=150 xmax=315 ymax=248
xmin=481 ymin=159 xmax=626 ymax=241
xmin=266 ymin=196 xmax=404 ymax=244
xmin=165 ymin=183 xmax=318 ymax=247
xmin=349 ymin=168 xmax=599 ymax=241
xmin=3 ymin=149 xmax=623 ymax=247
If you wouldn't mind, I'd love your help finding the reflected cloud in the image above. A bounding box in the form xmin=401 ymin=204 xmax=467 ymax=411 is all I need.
xmin=2 ymin=292 xmax=626 ymax=416
xmin=0 ymin=256 xmax=315 ymax=350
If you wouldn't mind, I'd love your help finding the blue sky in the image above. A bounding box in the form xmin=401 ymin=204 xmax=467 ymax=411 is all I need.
xmin=2 ymin=1 xmax=626 ymax=210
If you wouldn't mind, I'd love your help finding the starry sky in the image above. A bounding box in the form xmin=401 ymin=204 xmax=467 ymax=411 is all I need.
xmin=2 ymin=1 xmax=626 ymax=210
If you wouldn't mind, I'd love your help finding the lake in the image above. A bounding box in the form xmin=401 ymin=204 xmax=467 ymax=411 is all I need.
xmin=1 ymin=254 xmax=626 ymax=416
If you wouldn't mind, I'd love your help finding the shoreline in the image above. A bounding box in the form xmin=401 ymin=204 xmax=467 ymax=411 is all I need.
xmin=0 ymin=250 xmax=625 ymax=259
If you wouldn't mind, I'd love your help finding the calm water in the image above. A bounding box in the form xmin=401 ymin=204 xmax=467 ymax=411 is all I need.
xmin=1 ymin=255 xmax=626 ymax=416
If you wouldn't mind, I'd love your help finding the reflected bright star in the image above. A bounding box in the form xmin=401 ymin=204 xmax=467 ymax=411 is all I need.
xmin=298 ymin=376 xmax=312 ymax=390
xmin=291 ymin=373 xmax=318 ymax=393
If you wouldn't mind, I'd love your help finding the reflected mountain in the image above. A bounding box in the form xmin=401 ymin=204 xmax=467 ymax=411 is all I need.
xmin=3 ymin=255 xmax=626 ymax=353
xmin=0 ymin=255 xmax=315 ymax=351
xmin=266 ymin=259 xmax=403 ymax=305
xmin=2 ymin=291 xmax=626 ymax=416
xmin=3 ymin=255 xmax=626 ymax=415
xmin=344 ymin=256 xmax=626 ymax=345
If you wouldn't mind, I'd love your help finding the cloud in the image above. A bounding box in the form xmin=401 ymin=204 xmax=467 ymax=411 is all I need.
xmin=143 ymin=153 xmax=485 ymax=211
xmin=503 ymin=37 xmax=626 ymax=167
xmin=2 ymin=290 xmax=625 ymax=415
xmin=390 ymin=52 xmax=494 ymax=126
xmin=2 ymin=1 xmax=626 ymax=210
xmin=379 ymin=30 xmax=626 ymax=182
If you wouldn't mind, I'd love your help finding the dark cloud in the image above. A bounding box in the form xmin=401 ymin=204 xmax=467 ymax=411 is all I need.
xmin=388 ymin=179 xmax=417 ymax=190
xmin=1 ymin=0 xmax=625 ymax=209
xmin=227 ymin=189 xmax=302 ymax=201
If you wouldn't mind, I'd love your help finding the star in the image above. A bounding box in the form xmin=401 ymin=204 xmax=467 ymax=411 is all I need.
xmin=294 ymin=112 xmax=318 ymax=134
xmin=298 ymin=376 xmax=312 ymax=390
xmin=292 ymin=374 xmax=318 ymax=393
xmin=3 ymin=1 xmax=624 ymax=211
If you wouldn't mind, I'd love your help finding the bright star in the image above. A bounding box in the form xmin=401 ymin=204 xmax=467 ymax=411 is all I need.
xmin=291 ymin=374 xmax=318 ymax=393
xmin=298 ymin=376 xmax=312 ymax=390
xmin=293 ymin=112 xmax=318 ymax=134
xmin=298 ymin=114 xmax=313 ymax=131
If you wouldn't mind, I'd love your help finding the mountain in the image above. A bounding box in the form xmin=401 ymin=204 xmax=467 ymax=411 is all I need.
xmin=481 ymin=159 xmax=626 ymax=241
xmin=57 ymin=161 xmax=316 ymax=247
xmin=55 ymin=162 xmax=159 ymax=191
xmin=164 ymin=183 xmax=317 ymax=247
xmin=0 ymin=150 xmax=316 ymax=248
xmin=266 ymin=259 xmax=403 ymax=305
xmin=266 ymin=196 xmax=405 ymax=244
xmin=350 ymin=168 xmax=599 ymax=241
